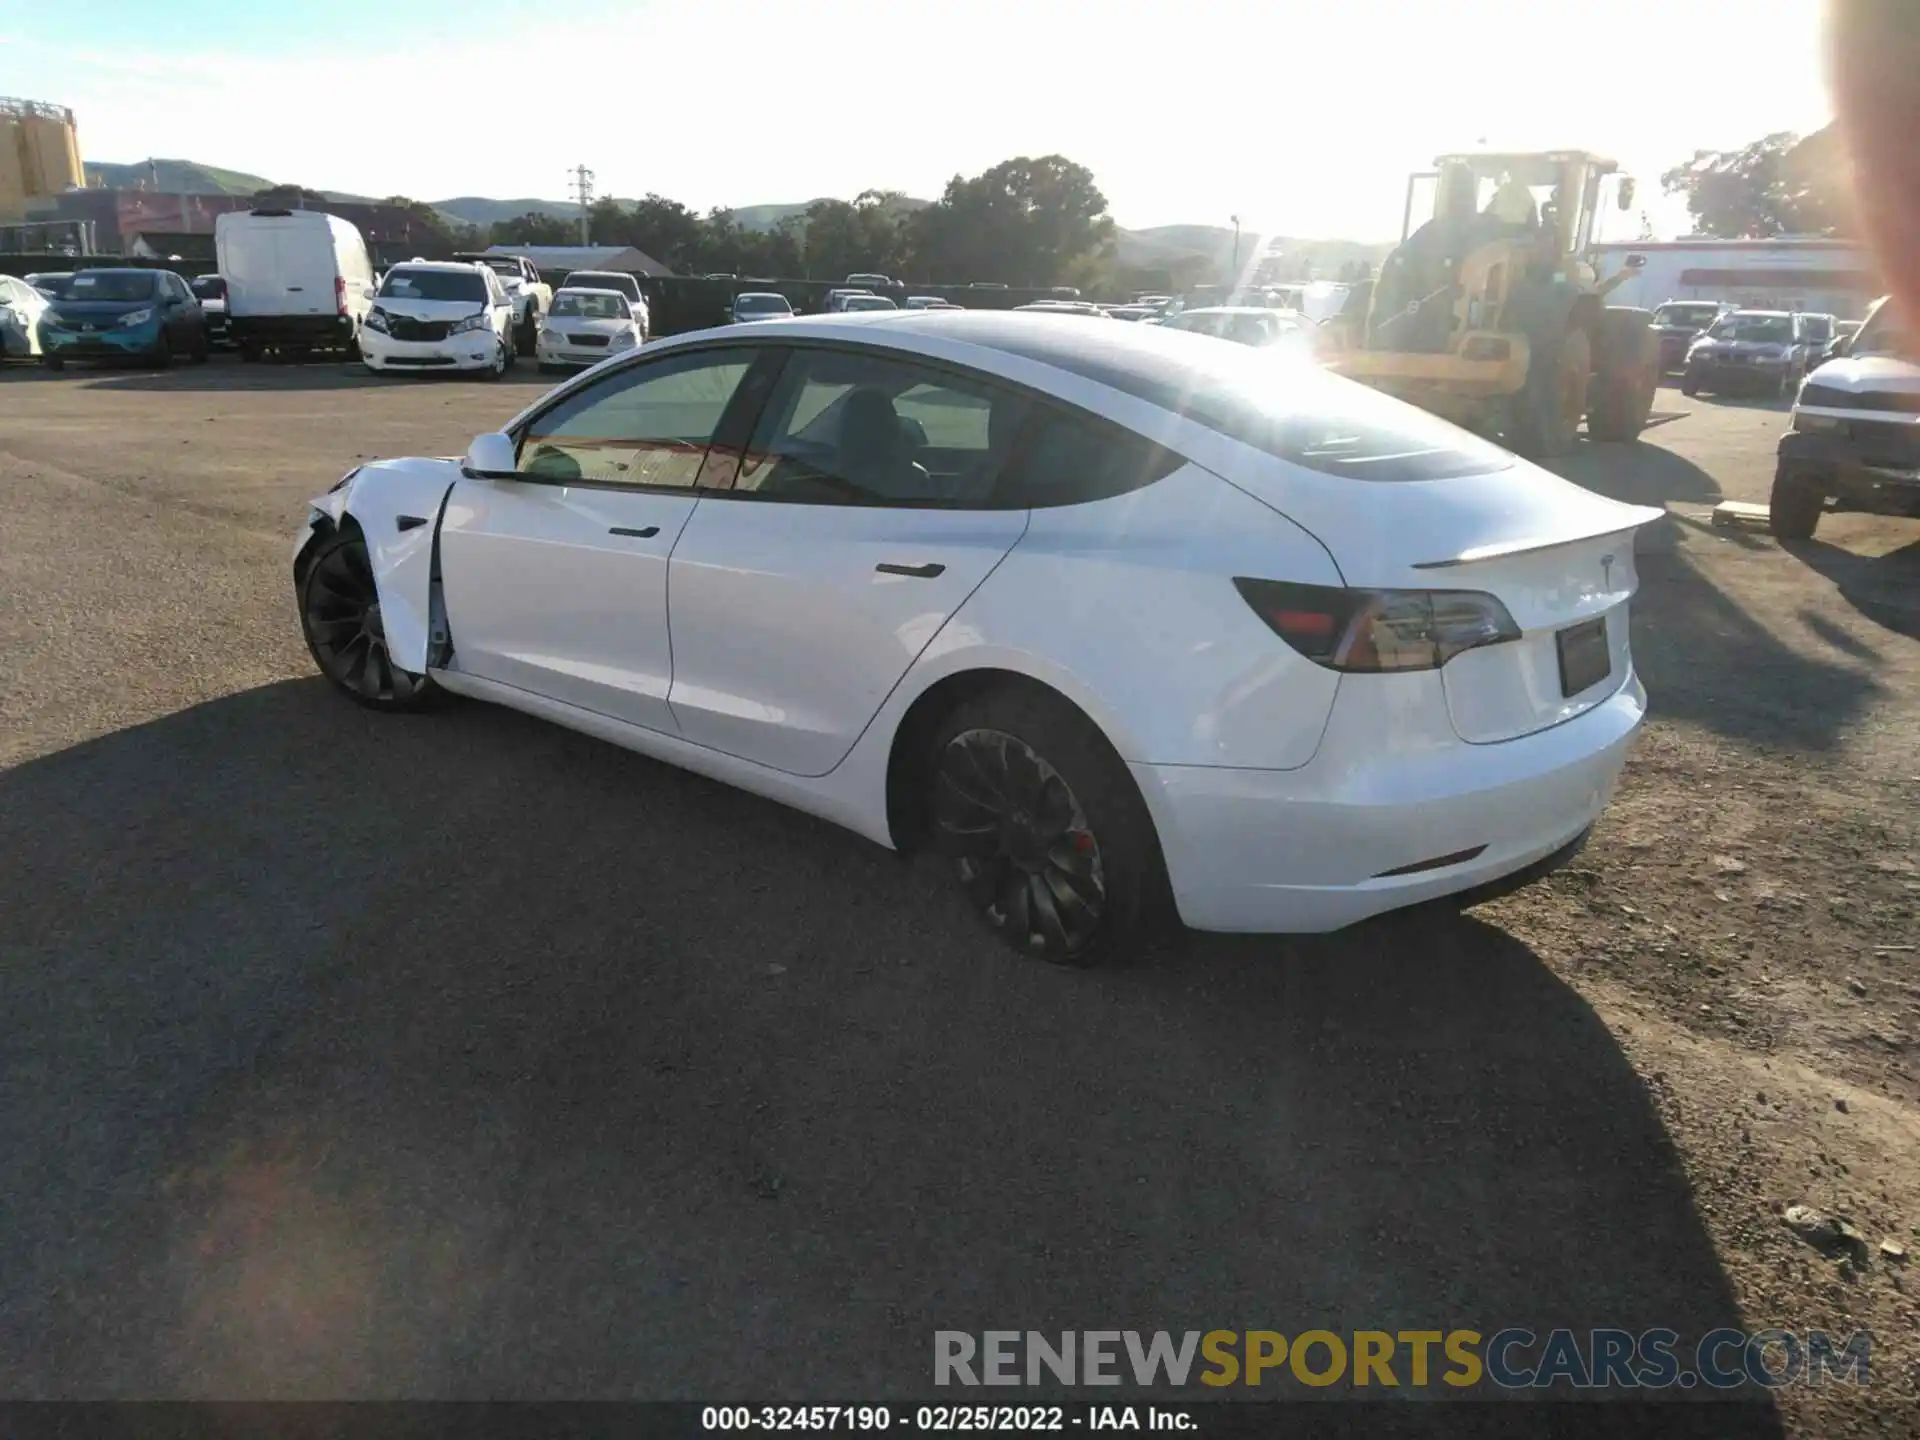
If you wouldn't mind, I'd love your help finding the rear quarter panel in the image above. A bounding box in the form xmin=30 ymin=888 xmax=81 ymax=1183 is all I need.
xmin=919 ymin=465 xmax=1346 ymax=771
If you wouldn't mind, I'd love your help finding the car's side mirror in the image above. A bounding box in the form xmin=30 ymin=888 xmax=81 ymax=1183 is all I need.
xmin=463 ymin=431 xmax=520 ymax=479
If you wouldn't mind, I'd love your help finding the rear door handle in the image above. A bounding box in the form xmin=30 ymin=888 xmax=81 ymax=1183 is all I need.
xmin=610 ymin=525 xmax=660 ymax=538
xmin=876 ymin=562 xmax=945 ymax=578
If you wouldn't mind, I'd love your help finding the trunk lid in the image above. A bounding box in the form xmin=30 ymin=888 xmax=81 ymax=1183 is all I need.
xmin=1210 ymin=438 xmax=1659 ymax=745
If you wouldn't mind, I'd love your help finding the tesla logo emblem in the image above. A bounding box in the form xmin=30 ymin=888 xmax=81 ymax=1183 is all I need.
xmin=1601 ymin=553 xmax=1616 ymax=588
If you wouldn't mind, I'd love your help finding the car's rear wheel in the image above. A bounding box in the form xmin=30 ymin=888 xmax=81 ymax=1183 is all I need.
xmin=929 ymin=689 xmax=1165 ymax=966
xmin=517 ymin=308 xmax=539 ymax=355
xmin=298 ymin=527 xmax=442 ymax=711
xmin=150 ymin=333 xmax=172 ymax=369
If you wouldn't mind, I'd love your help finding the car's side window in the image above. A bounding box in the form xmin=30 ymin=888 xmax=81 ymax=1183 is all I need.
xmin=993 ymin=403 xmax=1185 ymax=509
xmin=727 ymin=347 xmax=1028 ymax=507
xmin=516 ymin=348 xmax=758 ymax=489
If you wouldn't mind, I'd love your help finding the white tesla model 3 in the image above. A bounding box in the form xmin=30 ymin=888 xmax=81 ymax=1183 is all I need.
xmin=294 ymin=311 xmax=1657 ymax=963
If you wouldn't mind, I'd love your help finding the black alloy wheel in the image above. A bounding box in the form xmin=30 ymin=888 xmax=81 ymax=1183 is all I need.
xmin=933 ymin=727 xmax=1108 ymax=961
xmin=299 ymin=531 xmax=434 ymax=708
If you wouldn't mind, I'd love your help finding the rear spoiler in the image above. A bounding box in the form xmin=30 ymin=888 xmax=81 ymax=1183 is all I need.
xmin=1410 ymin=507 xmax=1664 ymax=570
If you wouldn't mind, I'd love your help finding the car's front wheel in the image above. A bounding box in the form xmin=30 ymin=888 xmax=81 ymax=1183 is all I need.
xmin=298 ymin=527 xmax=442 ymax=710
xmin=929 ymin=689 xmax=1165 ymax=966
xmin=1769 ymin=469 xmax=1824 ymax=539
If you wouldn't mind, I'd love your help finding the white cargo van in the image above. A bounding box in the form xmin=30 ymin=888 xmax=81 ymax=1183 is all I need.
xmin=215 ymin=209 xmax=375 ymax=358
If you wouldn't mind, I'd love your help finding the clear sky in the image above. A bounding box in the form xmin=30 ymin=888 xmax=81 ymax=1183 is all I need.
xmin=8 ymin=0 xmax=1834 ymax=241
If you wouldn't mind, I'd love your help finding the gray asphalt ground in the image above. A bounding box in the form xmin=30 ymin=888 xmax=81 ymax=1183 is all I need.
xmin=3 ymin=354 xmax=1892 ymax=1416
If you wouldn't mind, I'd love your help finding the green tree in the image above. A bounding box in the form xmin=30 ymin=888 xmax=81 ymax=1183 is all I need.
xmin=911 ymin=155 xmax=1114 ymax=286
xmin=490 ymin=210 xmax=575 ymax=247
xmin=378 ymin=196 xmax=473 ymax=252
xmin=251 ymin=183 xmax=330 ymax=209
xmin=1661 ymin=128 xmax=1851 ymax=237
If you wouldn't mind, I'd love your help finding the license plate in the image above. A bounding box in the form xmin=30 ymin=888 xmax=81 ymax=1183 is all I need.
xmin=1556 ymin=617 xmax=1611 ymax=697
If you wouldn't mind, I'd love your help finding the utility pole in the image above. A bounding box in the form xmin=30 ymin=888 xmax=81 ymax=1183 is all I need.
xmin=1229 ymin=215 xmax=1241 ymax=280
xmin=570 ymin=164 xmax=595 ymax=245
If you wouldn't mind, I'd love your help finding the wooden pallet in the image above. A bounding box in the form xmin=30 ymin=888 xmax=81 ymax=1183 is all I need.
xmin=1711 ymin=500 xmax=1772 ymax=530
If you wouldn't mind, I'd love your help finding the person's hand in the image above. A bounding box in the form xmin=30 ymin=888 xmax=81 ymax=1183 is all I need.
xmin=1831 ymin=0 xmax=1920 ymax=317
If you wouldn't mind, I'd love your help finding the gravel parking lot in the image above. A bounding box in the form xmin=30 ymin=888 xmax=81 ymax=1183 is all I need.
xmin=2 ymin=357 xmax=1916 ymax=1431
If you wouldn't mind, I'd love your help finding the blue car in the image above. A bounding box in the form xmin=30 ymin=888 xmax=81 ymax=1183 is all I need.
xmin=38 ymin=268 xmax=210 ymax=370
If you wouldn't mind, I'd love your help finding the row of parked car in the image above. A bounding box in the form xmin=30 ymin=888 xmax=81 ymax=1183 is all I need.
xmin=1650 ymin=300 xmax=1856 ymax=399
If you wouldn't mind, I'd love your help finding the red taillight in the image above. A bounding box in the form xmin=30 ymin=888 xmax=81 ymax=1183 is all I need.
xmin=1233 ymin=578 xmax=1521 ymax=673
xmin=335 ymin=275 xmax=347 ymax=315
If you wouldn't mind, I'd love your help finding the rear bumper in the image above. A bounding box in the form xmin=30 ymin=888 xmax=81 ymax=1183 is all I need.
xmin=231 ymin=314 xmax=356 ymax=349
xmin=1135 ymin=673 xmax=1645 ymax=933
xmin=1777 ymin=429 xmax=1920 ymax=517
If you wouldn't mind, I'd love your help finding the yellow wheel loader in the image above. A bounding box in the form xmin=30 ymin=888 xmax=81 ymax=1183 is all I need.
xmin=1327 ymin=151 xmax=1660 ymax=459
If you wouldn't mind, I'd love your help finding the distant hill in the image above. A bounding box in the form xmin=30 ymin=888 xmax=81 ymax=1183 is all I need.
xmin=434 ymin=196 xmax=585 ymax=228
xmin=1115 ymin=223 xmax=1393 ymax=275
xmin=84 ymin=158 xmax=276 ymax=195
xmin=86 ymin=157 xmax=1391 ymax=273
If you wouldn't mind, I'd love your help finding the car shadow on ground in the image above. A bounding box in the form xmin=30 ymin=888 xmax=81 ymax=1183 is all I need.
xmin=1782 ymin=535 xmax=1920 ymax=642
xmin=1546 ymin=442 xmax=1882 ymax=752
xmin=0 ymin=678 xmax=1774 ymax=1425
xmin=1551 ymin=438 xmax=1724 ymax=512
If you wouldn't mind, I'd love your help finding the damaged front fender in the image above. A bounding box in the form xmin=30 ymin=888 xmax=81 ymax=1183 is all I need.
xmin=294 ymin=458 xmax=462 ymax=674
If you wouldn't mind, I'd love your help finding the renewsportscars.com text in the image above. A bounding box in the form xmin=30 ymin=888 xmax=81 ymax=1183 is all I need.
xmin=934 ymin=1329 xmax=1871 ymax=1391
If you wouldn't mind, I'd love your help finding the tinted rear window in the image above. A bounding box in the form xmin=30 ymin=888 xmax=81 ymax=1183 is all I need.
xmin=954 ymin=318 xmax=1512 ymax=481
xmin=570 ymin=273 xmax=639 ymax=298
xmin=191 ymin=275 xmax=226 ymax=299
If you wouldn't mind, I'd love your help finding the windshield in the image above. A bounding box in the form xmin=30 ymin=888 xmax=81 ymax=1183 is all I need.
xmin=478 ymin=259 xmax=522 ymax=277
xmin=61 ymin=271 xmax=159 ymax=303
xmin=735 ymin=294 xmax=792 ymax=314
xmin=190 ymin=276 xmax=226 ymax=300
xmin=1851 ymin=299 xmax=1913 ymax=358
xmin=1656 ymin=305 xmax=1720 ymax=328
xmin=569 ymin=273 xmax=637 ymax=297
xmin=843 ymin=296 xmax=897 ymax=311
xmin=551 ymin=291 xmax=629 ymax=319
xmin=1710 ymin=315 xmax=1792 ymax=344
xmin=379 ymin=269 xmax=488 ymax=303
xmin=1797 ymin=315 xmax=1834 ymax=342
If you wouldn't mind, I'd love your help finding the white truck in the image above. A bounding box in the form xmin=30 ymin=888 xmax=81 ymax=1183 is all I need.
xmin=215 ymin=209 xmax=376 ymax=359
xmin=455 ymin=252 xmax=551 ymax=355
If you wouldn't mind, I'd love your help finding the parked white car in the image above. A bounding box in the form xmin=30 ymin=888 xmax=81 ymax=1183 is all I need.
xmin=728 ymin=292 xmax=795 ymax=324
xmin=537 ymin=287 xmax=644 ymax=372
xmin=0 ymin=274 xmax=50 ymax=356
xmin=558 ymin=270 xmax=649 ymax=340
xmin=293 ymin=311 xmax=1656 ymax=963
xmin=1160 ymin=305 xmax=1317 ymax=354
xmin=457 ymin=252 xmax=552 ymax=354
xmin=359 ymin=261 xmax=515 ymax=378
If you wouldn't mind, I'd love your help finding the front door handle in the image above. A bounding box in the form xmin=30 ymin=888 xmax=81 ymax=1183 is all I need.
xmin=876 ymin=562 xmax=945 ymax=578
xmin=610 ymin=525 xmax=660 ymax=538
